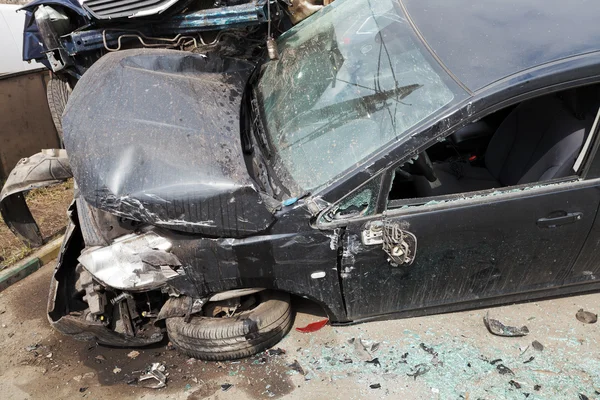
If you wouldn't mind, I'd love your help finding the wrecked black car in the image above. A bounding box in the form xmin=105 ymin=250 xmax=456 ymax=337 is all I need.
xmin=4 ymin=0 xmax=600 ymax=360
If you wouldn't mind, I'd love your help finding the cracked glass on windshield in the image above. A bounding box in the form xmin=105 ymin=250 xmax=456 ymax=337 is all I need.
xmin=256 ymin=0 xmax=462 ymax=192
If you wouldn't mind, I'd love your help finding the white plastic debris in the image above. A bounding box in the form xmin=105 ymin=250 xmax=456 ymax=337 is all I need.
xmin=138 ymin=363 xmax=167 ymax=389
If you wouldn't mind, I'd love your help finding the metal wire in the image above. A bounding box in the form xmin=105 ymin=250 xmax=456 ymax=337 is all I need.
xmin=102 ymin=30 xmax=199 ymax=52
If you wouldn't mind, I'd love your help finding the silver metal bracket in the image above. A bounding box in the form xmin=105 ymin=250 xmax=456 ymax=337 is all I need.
xmin=306 ymin=196 xmax=332 ymax=216
xmin=361 ymin=220 xmax=417 ymax=267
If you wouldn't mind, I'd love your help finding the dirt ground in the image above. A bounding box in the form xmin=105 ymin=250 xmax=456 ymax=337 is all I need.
xmin=0 ymin=181 xmax=73 ymax=269
xmin=0 ymin=262 xmax=598 ymax=400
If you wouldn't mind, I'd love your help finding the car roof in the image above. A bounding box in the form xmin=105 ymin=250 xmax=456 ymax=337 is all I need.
xmin=402 ymin=0 xmax=600 ymax=92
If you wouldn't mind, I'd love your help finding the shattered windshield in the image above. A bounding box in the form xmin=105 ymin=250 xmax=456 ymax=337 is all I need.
xmin=256 ymin=0 xmax=462 ymax=192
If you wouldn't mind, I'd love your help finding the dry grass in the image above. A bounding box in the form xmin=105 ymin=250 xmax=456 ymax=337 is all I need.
xmin=0 ymin=180 xmax=73 ymax=269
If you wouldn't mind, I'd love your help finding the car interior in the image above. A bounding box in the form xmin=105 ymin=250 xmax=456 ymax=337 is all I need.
xmin=388 ymin=84 xmax=600 ymax=204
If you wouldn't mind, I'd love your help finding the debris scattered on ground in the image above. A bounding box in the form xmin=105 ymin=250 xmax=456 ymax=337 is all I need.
xmin=25 ymin=344 xmax=39 ymax=352
xmin=94 ymin=355 xmax=106 ymax=363
xmin=266 ymin=348 xmax=286 ymax=356
xmin=221 ymin=383 xmax=233 ymax=392
xmin=534 ymin=385 xmax=541 ymax=391
xmin=112 ymin=367 xmax=121 ymax=374
xmin=296 ymin=318 xmax=329 ymax=333
xmin=579 ymin=394 xmax=590 ymax=400
xmin=523 ymin=356 xmax=534 ymax=364
xmin=186 ymin=358 xmax=196 ymax=365
xmin=126 ymin=378 xmax=138 ymax=385
xmin=495 ymin=364 xmax=514 ymax=375
xmin=351 ymin=338 xmax=373 ymax=361
xmin=407 ymin=364 xmax=430 ymax=379
xmin=289 ymin=360 xmax=305 ymax=375
xmin=79 ymin=387 xmax=87 ymax=393
xmin=73 ymin=372 xmax=95 ymax=382
xmin=483 ymin=312 xmax=529 ymax=336
xmin=419 ymin=343 xmax=436 ymax=356
xmin=46 ymin=353 xmax=53 ymax=358
xmin=532 ymin=340 xmax=544 ymax=351
xmin=127 ymin=351 xmax=140 ymax=359
xmin=575 ymin=309 xmax=598 ymax=324
xmin=138 ymin=363 xmax=167 ymax=389
xmin=366 ymin=358 xmax=381 ymax=367
xmin=369 ymin=383 xmax=381 ymax=389
xmin=509 ymin=380 xmax=522 ymax=389
xmin=419 ymin=343 xmax=443 ymax=367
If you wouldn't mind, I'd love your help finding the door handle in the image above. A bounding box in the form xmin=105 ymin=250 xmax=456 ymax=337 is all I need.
xmin=537 ymin=212 xmax=583 ymax=228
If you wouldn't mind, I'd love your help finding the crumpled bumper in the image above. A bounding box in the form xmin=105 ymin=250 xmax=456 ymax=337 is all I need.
xmin=47 ymin=204 xmax=164 ymax=346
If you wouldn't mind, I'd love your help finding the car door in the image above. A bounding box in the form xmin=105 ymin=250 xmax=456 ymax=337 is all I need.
xmin=338 ymin=179 xmax=600 ymax=321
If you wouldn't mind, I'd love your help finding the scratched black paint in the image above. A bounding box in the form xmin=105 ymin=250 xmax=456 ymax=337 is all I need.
xmin=162 ymin=208 xmax=347 ymax=319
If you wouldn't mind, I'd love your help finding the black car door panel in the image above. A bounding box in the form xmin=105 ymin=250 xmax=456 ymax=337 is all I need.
xmin=340 ymin=182 xmax=600 ymax=320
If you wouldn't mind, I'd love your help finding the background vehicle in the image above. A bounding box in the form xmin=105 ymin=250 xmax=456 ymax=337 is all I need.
xmin=22 ymin=0 xmax=331 ymax=139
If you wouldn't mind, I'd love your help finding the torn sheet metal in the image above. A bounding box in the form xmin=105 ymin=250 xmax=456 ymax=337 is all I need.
xmin=48 ymin=213 xmax=165 ymax=346
xmin=0 ymin=149 xmax=72 ymax=247
xmin=47 ymin=201 xmax=347 ymax=347
xmin=138 ymin=363 xmax=167 ymax=389
xmin=63 ymin=49 xmax=275 ymax=238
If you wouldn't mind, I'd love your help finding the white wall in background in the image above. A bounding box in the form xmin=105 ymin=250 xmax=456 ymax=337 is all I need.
xmin=0 ymin=4 xmax=45 ymax=75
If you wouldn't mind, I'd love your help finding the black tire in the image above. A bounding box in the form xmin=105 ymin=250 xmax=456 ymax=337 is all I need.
xmin=47 ymin=75 xmax=70 ymax=144
xmin=166 ymin=291 xmax=293 ymax=361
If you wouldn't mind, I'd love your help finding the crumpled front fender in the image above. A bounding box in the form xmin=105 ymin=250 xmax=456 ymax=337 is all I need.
xmin=0 ymin=149 xmax=72 ymax=247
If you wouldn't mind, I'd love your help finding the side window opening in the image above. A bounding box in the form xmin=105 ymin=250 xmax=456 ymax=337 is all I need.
xmin=388 ymin=84 xmax=600 ymax=207
xmin=321 ymin=176 xmax=381 ymax=223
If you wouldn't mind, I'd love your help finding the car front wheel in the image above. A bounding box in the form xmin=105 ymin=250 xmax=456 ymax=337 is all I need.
xmin=166 ymin=290 xmax=293 ymax=361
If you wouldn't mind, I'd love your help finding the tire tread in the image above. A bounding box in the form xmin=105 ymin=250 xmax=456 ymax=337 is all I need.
xmin=166 ymin=291 xmax=292 ymax=361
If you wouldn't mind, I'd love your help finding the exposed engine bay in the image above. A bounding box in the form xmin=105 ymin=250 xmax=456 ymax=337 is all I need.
xmin=22 ymin=0 xmax=335 ymax=79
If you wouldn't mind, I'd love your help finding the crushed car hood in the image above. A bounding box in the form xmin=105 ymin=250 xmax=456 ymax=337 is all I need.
xmin=63 ymin=49 xmax=275 ymax=237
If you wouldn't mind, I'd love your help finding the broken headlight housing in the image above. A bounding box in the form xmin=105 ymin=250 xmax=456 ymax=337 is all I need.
xmin=78 ymin=232 xmax=184 ymax=292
